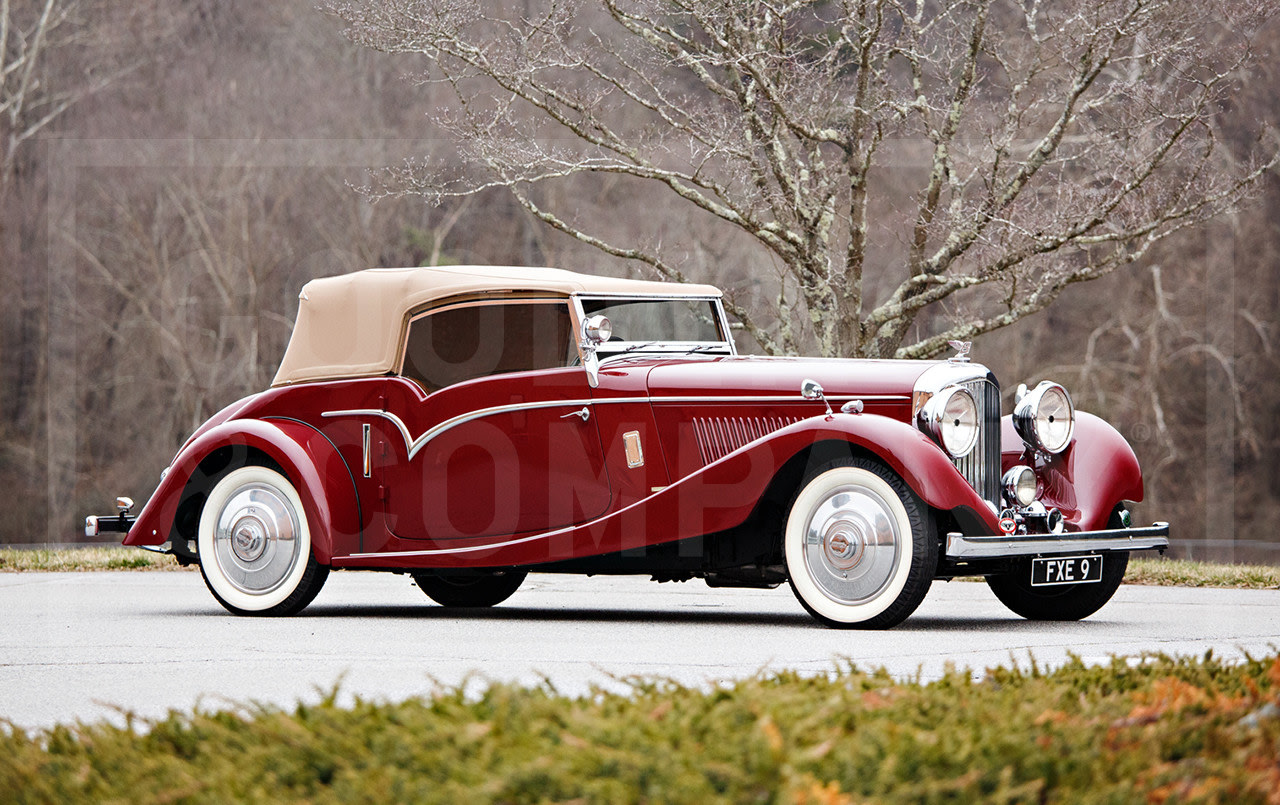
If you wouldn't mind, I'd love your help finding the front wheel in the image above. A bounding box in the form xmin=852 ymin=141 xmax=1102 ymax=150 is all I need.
xmin=986 ymin=552 xmax=1129 ymax=621
xmin=197 ymin=465 xmax=329 ymax=616
xmin=783 ymin=458 xmax=936 ymax=629
xmin=986 ymin=507 xmax=1130 ymax=621
xmin=412 ymin=569 xmax=527 ymax=608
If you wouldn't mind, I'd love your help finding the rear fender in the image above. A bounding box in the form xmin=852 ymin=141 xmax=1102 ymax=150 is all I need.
xmin=123 ymin=418 xmax=361 ymax=563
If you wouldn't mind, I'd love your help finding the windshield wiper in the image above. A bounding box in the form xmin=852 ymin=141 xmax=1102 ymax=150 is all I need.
xmin=681 ymin=344 xmax=727 ymax=355
xmin=618 ymin=341 xmax=660 ymax=354
xmin=604 ymin=342 xmax=727 ymax=357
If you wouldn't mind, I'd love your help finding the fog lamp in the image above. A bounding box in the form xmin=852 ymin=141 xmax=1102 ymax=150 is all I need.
xmin=1002 ymin=465 xmax=1037 ymax=507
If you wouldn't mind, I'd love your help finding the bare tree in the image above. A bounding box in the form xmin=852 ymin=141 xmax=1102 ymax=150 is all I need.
xmin=329 ymin=0 xmax=1275 ymax=358
xmin=0 ymin=0 xmax=142 ymax=192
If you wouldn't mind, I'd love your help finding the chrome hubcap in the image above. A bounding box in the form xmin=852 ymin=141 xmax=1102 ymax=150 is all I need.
xmin=822 ymin=520 xmax=867 ymax=570
xmin=231 ymin=514 xmax=269 ymax=563
xmin=213 ymin=483 xmax=300 ymax=596
xmin=802 ymin=484 xmax=902 ymax=604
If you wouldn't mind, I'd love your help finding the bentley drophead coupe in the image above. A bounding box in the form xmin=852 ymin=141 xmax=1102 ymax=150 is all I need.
xmin=88 ymin=265 xmax=1168 ymax=628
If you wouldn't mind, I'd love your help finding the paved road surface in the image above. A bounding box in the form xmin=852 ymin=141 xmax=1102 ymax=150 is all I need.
xmin=2 ymin=571 xmax=1277 ymax=729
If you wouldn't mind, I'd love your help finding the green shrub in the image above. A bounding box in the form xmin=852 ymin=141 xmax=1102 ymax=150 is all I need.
xmin=2 ymin=652 xmax=1278 ymax=804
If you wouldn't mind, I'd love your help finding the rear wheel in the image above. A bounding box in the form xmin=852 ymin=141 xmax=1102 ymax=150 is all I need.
xmin=197 ymin=466 xmax=329 ymax=616
xmin=783 ymin=458 xmax=936 ymax=629
xmin=412 ymin=569 xmax=527 ymax=608
xmin=986 ymin=508 xmax=1130 ymax=621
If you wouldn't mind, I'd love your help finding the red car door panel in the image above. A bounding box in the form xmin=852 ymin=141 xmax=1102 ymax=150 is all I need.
xmin=379 ymin=370 xmax=612 ymax=541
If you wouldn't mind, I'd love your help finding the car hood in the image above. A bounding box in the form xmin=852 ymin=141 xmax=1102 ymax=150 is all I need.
xmin=641 ymin=355 xmax=942 ymax=399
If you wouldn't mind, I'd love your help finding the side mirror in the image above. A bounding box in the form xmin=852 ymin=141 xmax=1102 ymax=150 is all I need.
xmin=801 ymin=378 xmax=832 ymax=419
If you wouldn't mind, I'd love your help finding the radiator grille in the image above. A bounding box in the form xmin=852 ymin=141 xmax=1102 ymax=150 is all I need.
xmin=692 ymin=416 xmax=801 ymax=464
xmin=954 ymin=378 xmax=1002 ymax=508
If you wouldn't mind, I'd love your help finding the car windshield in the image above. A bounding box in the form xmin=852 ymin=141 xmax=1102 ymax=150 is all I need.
xmin=579 ymin=297 xmax=729 ymax=351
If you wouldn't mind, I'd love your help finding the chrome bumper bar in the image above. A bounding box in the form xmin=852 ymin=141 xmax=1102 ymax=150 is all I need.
xmin=945 ymin=522 xmax=1170 ymax=560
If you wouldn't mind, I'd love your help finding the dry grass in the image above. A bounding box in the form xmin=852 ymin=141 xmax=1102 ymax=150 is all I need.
xmin=0 ymin=546 xmax=190 ymax=572
xmin=1126 ymin=556 xmax=1280 ymax=590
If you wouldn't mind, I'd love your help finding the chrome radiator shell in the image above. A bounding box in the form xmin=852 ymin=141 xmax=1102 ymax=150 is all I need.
xmin=914 ymin=363 xmax=1002 ymax=509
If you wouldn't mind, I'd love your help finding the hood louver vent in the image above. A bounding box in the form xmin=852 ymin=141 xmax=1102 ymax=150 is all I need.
xmin=692 ymin=416 xmax=801 ymax=465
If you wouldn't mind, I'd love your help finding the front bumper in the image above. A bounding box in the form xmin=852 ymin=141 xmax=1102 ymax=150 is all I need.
xmin=944 ymin=522 xmax=1169 ymax=560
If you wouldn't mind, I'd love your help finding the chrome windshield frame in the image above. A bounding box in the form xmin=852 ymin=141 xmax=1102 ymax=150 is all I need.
xmin=570 ymin=293 xmax=736 ymax=385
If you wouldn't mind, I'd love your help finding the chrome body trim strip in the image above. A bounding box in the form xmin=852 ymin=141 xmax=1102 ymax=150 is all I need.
xmin=323 ymin=408 xmax=415 ymax=451
xmin=648 ymin=394 xmax=909 ymax=403
xmin=570 ymin=291 xmax=723 ymax=300
xmin=344 ymin=454 xmax=714 ymax=560
xmin=332 ymin=405 xmax=966 ymax=562
xmin=323 ymin=394 xmax=911 ymax=459
xmin=323 ymin=400 xmax=594 ymax=460
xmin=945 ymin=522 xmax=1170 ymax=559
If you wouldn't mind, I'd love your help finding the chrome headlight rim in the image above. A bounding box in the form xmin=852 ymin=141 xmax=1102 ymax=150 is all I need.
xmin=918 ymin=385 xmax=980 ymax=459
xmin=1013 ymin=380 xmax=1075 ymax=455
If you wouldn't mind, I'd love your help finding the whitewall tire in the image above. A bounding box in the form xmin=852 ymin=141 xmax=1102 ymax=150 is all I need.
xmin=784 ymin=458 xmax=935 ymax=629
xmin=197 ymin=465 xmax=328 ymax=616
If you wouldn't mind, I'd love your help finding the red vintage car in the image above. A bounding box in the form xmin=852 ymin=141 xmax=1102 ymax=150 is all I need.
xmin=88 ymin=265 xmax=1168 ymax=628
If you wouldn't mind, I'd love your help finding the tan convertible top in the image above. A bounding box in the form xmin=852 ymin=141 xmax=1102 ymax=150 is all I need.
xmin=272 ymin=265 xmax=722 ymax=386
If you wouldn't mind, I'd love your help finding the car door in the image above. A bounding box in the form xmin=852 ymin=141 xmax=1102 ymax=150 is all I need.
xmin=379 ymin=298 xmax=612 ymax=542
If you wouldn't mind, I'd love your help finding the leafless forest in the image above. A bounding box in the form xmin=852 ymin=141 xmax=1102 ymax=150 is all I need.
xmin=1 ymin=1 xmax=1277 ymax=561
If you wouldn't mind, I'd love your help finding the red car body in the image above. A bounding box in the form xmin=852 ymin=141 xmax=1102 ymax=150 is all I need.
xmin=92 ymin=265 xmax=1167 ymax=627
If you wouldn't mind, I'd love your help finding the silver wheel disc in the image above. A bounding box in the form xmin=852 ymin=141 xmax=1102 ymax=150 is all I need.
xmin=802 ymin=484 xmax=902 ymax=604
xmin=212 ymin=482 xmax=301 ymax=596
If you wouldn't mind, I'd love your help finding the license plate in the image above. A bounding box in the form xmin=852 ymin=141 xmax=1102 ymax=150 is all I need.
xmin=1030 ymin=554 xmax=1103 ymax=587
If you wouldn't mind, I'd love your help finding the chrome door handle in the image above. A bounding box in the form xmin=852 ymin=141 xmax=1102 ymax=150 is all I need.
xmin=560 ymin=406 xmax=590 ymax=422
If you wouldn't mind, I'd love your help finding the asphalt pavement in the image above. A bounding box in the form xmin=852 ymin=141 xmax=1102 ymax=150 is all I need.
xmin=2 ymin=570 xmax=1278 ymax=730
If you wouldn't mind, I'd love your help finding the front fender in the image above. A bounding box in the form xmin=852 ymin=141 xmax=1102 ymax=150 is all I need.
xmin=123 ymin=417 xmax=361 ymax=563
xmin=676 ymin=411 xmax=1001 ymax=534
xmin=1001 ymin=411 xmax=1144 ymax=531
